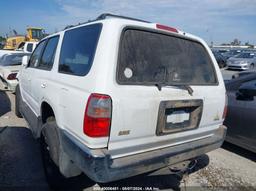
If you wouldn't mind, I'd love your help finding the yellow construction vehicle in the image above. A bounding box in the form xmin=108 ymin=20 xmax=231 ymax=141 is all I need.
xmin=3 ymin=27 xmax=45 ymax=50
xmin=3 ymin=36 xmax=25 ymax=50
xmin=26 ymin=27 xmax=44 ymax=41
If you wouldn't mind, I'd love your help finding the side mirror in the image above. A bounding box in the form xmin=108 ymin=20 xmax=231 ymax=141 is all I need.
xmin=22 ymin=55 xmax=29 ymax=67
xmin=236 ymin=81 xmax=256 ymax=101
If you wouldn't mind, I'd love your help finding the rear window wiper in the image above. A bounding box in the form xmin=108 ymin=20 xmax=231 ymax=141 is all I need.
xmin=179 ymin=85 xmax=194 ymax=96
xmin=155 ymin=83 xmax=164 ymax=91
xmin=154 ymin=66 xmax=168 ymax=91
xmin=155 ymin=83 xmax=194 ymax=96
xmin=154 ymin=67 xmax=193 ymax=95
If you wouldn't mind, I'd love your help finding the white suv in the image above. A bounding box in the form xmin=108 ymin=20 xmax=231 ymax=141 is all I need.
xmin=16 ymin=14 xmax=227 ymax=186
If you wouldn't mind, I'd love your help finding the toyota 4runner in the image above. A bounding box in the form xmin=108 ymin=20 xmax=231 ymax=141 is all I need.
xmin=16 ymin=14 xmax=227 ymax=185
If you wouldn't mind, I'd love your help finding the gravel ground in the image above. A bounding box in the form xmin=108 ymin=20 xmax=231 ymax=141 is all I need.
xmin=0 ymin=71 xmax=256 ymax=191
xmin=186 ymin=147 xmax=256 ymax=190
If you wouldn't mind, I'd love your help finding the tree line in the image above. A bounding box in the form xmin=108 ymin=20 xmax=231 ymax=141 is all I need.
xmin=0 ymin=36 xmax=6 ymax=49
xmin=221 ymin=38 xmax=254 ymax=47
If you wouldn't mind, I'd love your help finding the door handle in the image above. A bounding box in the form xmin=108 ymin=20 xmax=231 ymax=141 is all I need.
xmin=41 ymin=83 xmax=46 ymax=88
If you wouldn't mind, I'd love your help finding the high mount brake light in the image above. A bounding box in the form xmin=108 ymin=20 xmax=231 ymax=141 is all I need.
xmin=83 ymin=93 xmax=112 ymax=137
xmin=156 ymin=24 xmax=178 ymax=33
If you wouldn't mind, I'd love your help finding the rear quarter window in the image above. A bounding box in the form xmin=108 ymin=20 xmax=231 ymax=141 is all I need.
xmin=59 ymin=23 xmax=102 ymax=76
xmin=117 ymin=28 xmax=218 ymax=85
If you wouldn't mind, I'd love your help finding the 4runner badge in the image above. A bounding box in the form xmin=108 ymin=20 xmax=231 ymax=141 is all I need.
xmin=118 ymin=130 xmax=130 ymax=136
xmin=214 ymin=113 xmax=220 ymax=121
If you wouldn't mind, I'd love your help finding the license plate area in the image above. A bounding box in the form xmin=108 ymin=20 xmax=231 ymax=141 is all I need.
xmin=156 ymin=99 xmax=203 ymax=136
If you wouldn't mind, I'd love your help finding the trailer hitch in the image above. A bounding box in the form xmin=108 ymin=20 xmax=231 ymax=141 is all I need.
xmin=169 ymin=159 xmax=197 ymax=190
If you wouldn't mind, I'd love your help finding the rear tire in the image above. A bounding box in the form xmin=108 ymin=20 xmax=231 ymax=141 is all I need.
xmin=40 ymin=117 xmax=66 ymax=190
xmin=15 ymin=86 xmax=22 ymax=118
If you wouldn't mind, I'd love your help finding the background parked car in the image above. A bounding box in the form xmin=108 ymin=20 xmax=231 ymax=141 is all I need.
xmin=0 ymin=53 xmax=30 ymax=92
xmin=15 ymin=41 xmax=38 ymax=53
xmin=226 ymin=52 xmax=256 ymax=70
xmin=221 ymin=49 xmax=242 ymax=60
xmin=212 ymin=51 xmax=227 ymax=68
xmin=216 ymin=49 xmax=229 ymax=54
xmin=224 ymin=73 xmax=256 ymax=153
xmin=0 ymin=42 xmax=38 ymax=58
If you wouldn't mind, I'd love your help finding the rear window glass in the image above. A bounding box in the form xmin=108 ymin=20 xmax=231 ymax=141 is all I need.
xmin=117 ymin=29 xmax=217 ymax=85
xmin=0 ymin=54 xmax=28 ymax=66
xmin=59 ymin=24 xmax=102 ymax=76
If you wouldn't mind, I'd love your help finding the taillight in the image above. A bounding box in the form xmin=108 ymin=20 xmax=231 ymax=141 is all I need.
xmin=7 ymin=73 xmax=17 ymax=80
xmin=83 ymin=93 xmax=112 ymax=137
xmin=156 ymin=24 xmax=178 ymax=33
xmin=222 ymin=93 xmax=228 ymax=119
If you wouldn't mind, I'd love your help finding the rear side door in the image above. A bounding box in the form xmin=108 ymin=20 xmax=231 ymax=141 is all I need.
xmin=225 ymin=77 xmax=256 ymax=151
xmin=19 ymin=41 xmax=46 ymax=108
xmin=240 ymin=80 xmax=256 ymax=151
xmin=29 ymin=36 xmax=59 ymax=115
xmin=54 ymin=24 xmax=103 ymax=145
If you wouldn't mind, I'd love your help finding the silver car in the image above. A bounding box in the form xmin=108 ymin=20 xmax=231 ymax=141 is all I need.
xmin=227 ymin=52 xmax=256 ymax=70
xmin=0 ymin=53 xmax=30 ymax=92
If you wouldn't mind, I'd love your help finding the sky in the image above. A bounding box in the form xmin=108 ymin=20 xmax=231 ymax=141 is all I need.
xmin=0 ymin=0 xmax=255 ymax=45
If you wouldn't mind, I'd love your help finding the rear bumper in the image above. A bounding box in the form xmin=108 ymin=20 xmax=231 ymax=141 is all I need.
xmin=60 ymin=125 xmax=226 ymax=183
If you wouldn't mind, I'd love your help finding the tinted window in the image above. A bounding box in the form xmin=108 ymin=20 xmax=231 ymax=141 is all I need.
xmin=32 ymin=29 xmax=43 ymax=39
xmin=39 ymin=36 xmax=59 ymax=70
xmin=117 ymin=29 xmax=217 ymax=85
xmin=29 ymin=41 xmax=46 ymax=68
xmin=27 ymin=43 xmax=33 ymax=52
xmin=59 ymin=24 xmax=102 ymax=76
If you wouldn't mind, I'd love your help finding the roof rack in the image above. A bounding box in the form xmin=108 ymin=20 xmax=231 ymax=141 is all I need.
xmin=96 ymin=13 xmax=151 ymax=23
xmin=63 ymin=13 xmax=150 ymax=30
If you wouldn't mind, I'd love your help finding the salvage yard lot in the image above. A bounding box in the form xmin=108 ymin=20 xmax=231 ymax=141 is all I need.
xmin=0 ymin=70 xmax=256 ymax=191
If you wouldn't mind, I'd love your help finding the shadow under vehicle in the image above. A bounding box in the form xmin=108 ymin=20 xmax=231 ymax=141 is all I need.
xmin=0 ymin=126 xmax=209 ymax=191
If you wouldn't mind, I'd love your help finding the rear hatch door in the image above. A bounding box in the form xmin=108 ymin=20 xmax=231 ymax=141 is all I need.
xmin=108 ymin=28 xmax=223 ymax=158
